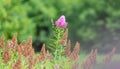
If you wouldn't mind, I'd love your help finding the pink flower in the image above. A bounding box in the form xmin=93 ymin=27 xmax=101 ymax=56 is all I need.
xmin=55 ymin=15 xmax=67 ymax=28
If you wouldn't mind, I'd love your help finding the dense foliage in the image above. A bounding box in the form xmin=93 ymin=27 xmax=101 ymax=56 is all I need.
xmin=0 ymin=0 xmax=35 ymax=42
xmin=0 ymin=0 xmax=120 ymax=51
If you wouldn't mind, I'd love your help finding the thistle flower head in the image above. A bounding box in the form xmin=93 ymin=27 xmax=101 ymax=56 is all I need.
xmin=55 ymin=15 xmax=67 ymax=28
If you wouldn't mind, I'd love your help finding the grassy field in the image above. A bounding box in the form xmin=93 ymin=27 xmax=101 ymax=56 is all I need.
xmin=0 ymin=33 xmax=119 ymax=69
xmin=79 ymin=53 xmax=120 ymax=69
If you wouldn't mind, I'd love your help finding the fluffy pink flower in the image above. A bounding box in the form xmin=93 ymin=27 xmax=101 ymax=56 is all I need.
xmin=55 ymin=15 xmax=67 ymax=28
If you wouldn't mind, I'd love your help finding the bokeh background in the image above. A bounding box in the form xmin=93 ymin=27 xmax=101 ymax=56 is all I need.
xmin=0 ymin=0 xmax=120 ymax=53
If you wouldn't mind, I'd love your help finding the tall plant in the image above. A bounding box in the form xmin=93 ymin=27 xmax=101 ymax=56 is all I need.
xmin=46 ymin=15 xmax=68 ymax=59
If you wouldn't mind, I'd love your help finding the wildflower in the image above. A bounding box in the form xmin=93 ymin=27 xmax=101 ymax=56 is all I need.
xmin=55 ymin=15 xmax=67 ymax=28
xmin=59 ymin=28 xmax=68 ymax=46
xmin=64 ymin=40 xmax=71 ymax=56
xmin=2 ymin=42 xmax=11 ymax=63
xmin=40 ymin=44 xmax=46 ymax=60
xmin=0 ymin=34 xmax=4 ymax=48
xmin=69 ymin=42 xmax=80 ymax=60
xmin=12 ymin=55 xmax=21 ymax=69
xmin=103 ymin=47 xmax=116 ymax=63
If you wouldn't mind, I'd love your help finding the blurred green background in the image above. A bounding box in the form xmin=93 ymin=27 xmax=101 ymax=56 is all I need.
xmin=0 ymin=0 xmax=120 ymax=52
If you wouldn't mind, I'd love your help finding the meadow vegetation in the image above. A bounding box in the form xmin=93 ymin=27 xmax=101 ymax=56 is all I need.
xmin=0 ymin=16 xmax=118 ymax=69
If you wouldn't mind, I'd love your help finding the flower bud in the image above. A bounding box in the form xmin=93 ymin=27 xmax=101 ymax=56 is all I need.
xmin=55 ymin=15 xmax=67 ymax=28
